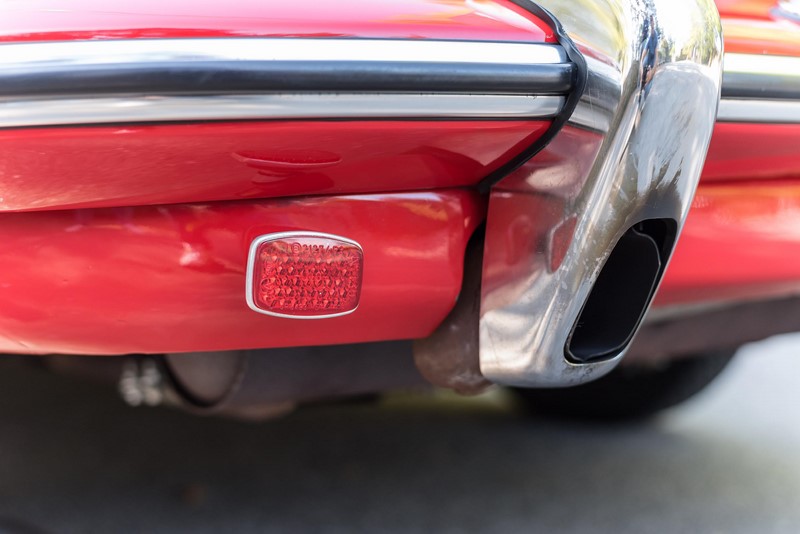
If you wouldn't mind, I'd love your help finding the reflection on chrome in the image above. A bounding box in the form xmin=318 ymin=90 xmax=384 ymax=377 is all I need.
xmin=0 ymin=38 xmax=568 ymax=68
xmin=480 ymin=0 xmax=723 ymax=387
xmin=722 ymin=53 xmax=800 ymax=101
xmin=0 ymin=94 xmax=567 ymax=129
xmin=717 ymin=99 xmax=800 ymax=124
xmin=0 ymin=37 xmax=573 ymax=128
xmin=718 ymin=52 xmax=800 ymax=123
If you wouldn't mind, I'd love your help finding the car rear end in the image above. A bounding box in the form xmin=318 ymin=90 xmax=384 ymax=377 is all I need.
xmin=0 ymin=0 xmax=724 ymax=417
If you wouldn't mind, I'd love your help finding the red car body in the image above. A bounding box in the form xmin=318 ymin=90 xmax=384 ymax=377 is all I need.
xmin=0 ymin=0 xmax=555 ymax=355
xmin=0 ymin=0 xmax=793 ymax=413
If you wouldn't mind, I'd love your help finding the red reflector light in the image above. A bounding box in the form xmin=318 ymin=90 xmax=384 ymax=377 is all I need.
xmin=246 ymin=232 xmax=363 ymax=318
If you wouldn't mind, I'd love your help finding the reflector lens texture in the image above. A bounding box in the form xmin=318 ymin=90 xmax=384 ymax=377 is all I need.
xmin=252 ymin=235 xmax=362 ymax=317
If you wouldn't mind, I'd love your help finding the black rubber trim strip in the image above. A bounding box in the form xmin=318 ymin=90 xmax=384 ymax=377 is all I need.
xmin=0 ymin=60 xmax=575 ymax=97
xmin=722 ymin=71 xmax=800 ymax=100
xmin=478 ymin=1 xmax=587 ymax=193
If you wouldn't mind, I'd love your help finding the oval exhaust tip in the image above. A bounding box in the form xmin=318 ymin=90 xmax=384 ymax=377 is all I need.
xmin=566 ymin=220 xmax=675 ymax=363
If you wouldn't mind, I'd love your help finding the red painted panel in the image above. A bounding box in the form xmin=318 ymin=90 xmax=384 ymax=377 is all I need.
xmin=703 ymin=123 xmax=800 ymax=182
xmin=0 ymin=0 xmax=555 ymax=44
xmin=0 ymin=120 xmax=550 ymax=212
xmin=657 ymin=181 xmax=800 ymax=306
xmin=0 ymin=191 xmax=484 ymax=355
xmin=717 ymin=0 xmax=800 ymax=56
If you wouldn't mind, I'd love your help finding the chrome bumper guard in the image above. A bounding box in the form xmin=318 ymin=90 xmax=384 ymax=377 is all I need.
xmin=480 ymin=0 xmax=723 ymax=387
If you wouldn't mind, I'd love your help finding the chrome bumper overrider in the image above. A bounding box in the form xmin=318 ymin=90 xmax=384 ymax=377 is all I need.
xmin=480 ymin=0 xmax=723 ymax=386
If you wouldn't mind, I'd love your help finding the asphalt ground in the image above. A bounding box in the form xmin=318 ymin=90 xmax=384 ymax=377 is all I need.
xmin=0 ymin=334 xmax=799 ymax=533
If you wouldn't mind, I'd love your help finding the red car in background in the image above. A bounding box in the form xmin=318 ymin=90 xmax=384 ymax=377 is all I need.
xmin=0 ymin=0 xmax=793 ymax=420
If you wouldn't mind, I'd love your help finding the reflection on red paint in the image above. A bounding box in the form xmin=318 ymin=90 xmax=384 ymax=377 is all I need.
xmin=658 ymin=181 xmax=800 ymax=306
xmin=717 ymin=0 xmax=800 ymax=56
xmin=703 ymin=123 xmax=800 ymax=183
xmin=0 ymin=0 xmax=555 ymax=43
xmin=0 ymin=120 xmax=550 ymax=212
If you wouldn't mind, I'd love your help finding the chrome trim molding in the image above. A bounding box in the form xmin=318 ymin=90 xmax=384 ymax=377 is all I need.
xmin=0 ymin=94 xmax=566 ymax=128
xmin=245 ymin=231 xmax=363 ymax=320
xmin=717 ymin=53 xmax=800 ymax=123
xmin=0 ymin=37 xmax=573 ymax=128
xmin=479 ymin=0 xmax=723 ymax=387
xmin=717 ymin=98 xmax=800 ymax=123
xmin=0 ymin=38 xmax=568 ymax=69
xmin=722 ymin=53 xmax=800 ymax=101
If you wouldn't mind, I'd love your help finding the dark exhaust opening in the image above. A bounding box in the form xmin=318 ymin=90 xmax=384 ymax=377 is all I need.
xmin=566 ymin=219 xmax=676 ymax=363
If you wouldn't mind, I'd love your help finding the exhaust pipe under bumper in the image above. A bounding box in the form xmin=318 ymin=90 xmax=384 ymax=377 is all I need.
xmin=162 ymin=342 xmax=425 ymax=419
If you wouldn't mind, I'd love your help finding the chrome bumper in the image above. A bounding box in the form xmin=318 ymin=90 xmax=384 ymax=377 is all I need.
xmin=480 ymin=0 xmax=723 ymax=387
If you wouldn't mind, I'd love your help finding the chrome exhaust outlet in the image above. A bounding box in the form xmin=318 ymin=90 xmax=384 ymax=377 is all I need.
xmin=480 ymin=0 xmax=723 ymax=387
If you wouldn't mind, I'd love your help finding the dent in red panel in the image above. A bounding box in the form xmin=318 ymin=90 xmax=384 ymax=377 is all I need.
xmin=0 ymin=120 xmax=550 ymax=212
